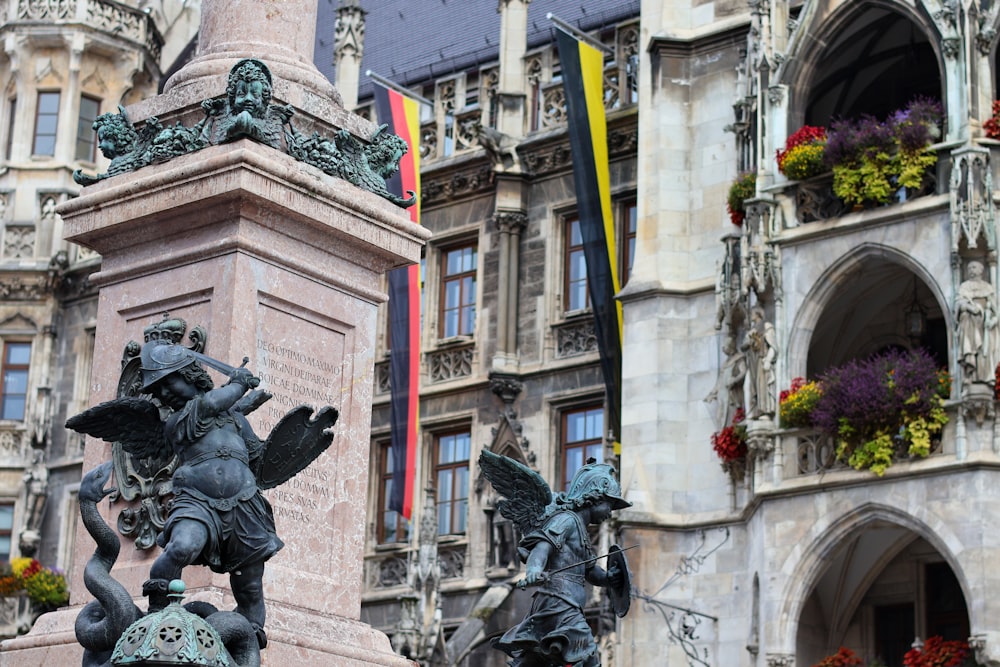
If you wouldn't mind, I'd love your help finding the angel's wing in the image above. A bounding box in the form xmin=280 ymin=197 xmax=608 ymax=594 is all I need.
xmin=65 ymin=396 xmax=167 ymax=460
xmin=479 ymin=450 xmax=552 ymax=534
xmin=254 ymin=405 xmax=339 ymax=490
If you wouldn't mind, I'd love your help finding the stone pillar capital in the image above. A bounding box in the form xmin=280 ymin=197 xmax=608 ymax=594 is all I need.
xmin=494 ymin=210 xmax=528 ymax=233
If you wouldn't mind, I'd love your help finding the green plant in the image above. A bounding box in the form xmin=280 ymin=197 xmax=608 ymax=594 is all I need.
xmin=727 ymin=171 xmax=756 ymax=226
xmin=711 ymin=407 xmax=747 ymax=463
xmin=0 ymin=558 xmax=68 ymax=609
xmin=825 ymin=98 xmax=942 ymax=207
xmin=812 ymin=349 xmax=948 ymax=476
xmin=780 ymin=377 xmax=823 ymax=428
xmin=777 ymin=125 xmax=827 ymax=180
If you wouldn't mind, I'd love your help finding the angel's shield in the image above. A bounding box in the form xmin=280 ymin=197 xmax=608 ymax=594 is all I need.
xmin=607 ymin=544 xmax=632 ymax=617
xmin=255 ymin=405 xmax=340 ymax=490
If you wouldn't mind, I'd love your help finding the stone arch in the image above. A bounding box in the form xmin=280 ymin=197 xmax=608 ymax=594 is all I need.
xmin=772 ymin=501 xmax=970 ymax=657
xmin=779 ymin=0 xmax=945 ymax=131
xmin=786 ymin=242 xmax=951 ymax=380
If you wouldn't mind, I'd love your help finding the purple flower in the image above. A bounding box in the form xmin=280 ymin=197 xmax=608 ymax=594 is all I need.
xmin=812 ymin=348 xmax=942 ymax=443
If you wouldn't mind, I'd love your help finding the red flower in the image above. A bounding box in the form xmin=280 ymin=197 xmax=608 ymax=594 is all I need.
xmin=903 ymin=636 xmax=968 ymax=667
xmin=812 ymin=647 xmax=862 ymax=667
xmin=776 ymin=125 xmax=827 ymax=172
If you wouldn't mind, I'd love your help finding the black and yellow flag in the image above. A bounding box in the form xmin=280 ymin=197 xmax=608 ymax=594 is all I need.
xmin=555 ymin=27 xmax=623 ymax=440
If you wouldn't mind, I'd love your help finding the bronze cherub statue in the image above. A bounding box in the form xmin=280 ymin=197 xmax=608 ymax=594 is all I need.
xmin=479 ymin=450 xmax=632 ymax=667
xmin=67 ymin=319 xmax=338 ymax=660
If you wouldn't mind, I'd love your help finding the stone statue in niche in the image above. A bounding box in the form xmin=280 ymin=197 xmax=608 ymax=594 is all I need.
xmin=479 ymin=450 xmax=632 ymax=667
xmin=704 ymin=332 xmax=748 ymax=428
xmin=73 ymin=59 xmax=415 ymax=208
xmin=956 ymin=259 xmax=1000 ymax=387
xmin=66 ymin=315 xmax=339 ymax=665
xmin=742 ymin=306 xmax=777 ymax=419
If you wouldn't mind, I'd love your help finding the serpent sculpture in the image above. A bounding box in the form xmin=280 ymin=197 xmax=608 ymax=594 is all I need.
xmin=74 ymin=461 xmax=260 ymax=667
xmin=75 ymin=461 xmax=142 ymax=667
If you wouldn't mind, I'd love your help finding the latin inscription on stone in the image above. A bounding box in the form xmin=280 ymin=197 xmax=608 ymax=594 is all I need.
xmin=255 ymin=338 xmax=343 ymax=528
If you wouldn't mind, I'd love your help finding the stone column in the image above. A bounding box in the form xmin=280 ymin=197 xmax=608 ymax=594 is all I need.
xmin=496 ymin=0 xmax=530 ymax=137
xmin=164 ymin=0 xmax=336 ymax=102
xmin=491 ymin=175 xmax=528 ymax=371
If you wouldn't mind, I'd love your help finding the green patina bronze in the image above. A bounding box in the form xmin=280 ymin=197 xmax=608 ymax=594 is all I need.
xmin=111 ymin=580 xmax=232 ymax=666
xmin=74 ymin=58 xmax=416 ymax=208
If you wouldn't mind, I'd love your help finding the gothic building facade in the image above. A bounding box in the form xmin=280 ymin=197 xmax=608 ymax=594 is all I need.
xmin=321 ymin=1 xmax=640 ymax=664
xmin=2 ymin=0 xmax=999 ymax=665
xmin=327 ymin=0 xmax=1000 ymax=666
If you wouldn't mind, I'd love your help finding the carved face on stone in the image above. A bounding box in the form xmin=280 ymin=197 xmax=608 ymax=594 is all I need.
xmin=967 ymin=260 xmax=985 ymax=281
xmin=227 ymin=59 xmax=272 ymax=119
xmin=93 ymin=113 xmax=137 ymax=159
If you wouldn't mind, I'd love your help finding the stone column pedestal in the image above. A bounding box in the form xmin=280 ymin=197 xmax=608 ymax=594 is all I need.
xmin=0 ymin=141 xmax=428 ymax=665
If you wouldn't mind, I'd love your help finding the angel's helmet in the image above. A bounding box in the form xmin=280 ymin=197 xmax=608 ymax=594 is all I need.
xmin=140 ymin=342 xmax=195 ymax=391
xmin=565 ymin=458 xmax=631 ymax=510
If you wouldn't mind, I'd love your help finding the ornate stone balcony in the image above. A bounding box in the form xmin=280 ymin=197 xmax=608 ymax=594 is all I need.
xmin=6 ymin=0 xmax=164 ymax=60
xmin=779 ymin=143 xmax=952 ymax=226
xmin=758 ymin=402 xmax=983 ymax=490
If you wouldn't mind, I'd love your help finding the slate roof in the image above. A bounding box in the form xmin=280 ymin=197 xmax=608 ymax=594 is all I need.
xmin=314 ymin=0 xmax=640 ymax=103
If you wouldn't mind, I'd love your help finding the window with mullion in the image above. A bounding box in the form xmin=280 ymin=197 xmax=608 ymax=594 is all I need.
xmin=33 ymin=92 xmax=60 ymax=157
xmin=440 ymin=244 xmax=477 ymax=338
xmin=561 ymin=406 xmax=604 ymax=489
xmin=76 ymin=95 xmax=100 ymax=162
xmin=435 ymin=431 xmax=470 ymax=535
xmin=565 ymin=216 xmax=589 ymax=312
xmin=5 ymin=98 xmax=16 ymax=161
xmin=0 ymin=503 xmax=12 ymax=561
xmin=1 ymin=342 xmax=30 ymax=421
xmin=376 ymin=441 xmax=410 ymax=544
xmin=621 ymin=200 xmax=637 ymax=286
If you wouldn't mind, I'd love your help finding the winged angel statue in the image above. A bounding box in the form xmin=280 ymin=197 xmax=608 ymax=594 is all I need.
xmin=66 ymin=317 xmax=338 ymax=656
xmin=479 ymin=450 xmax=632 ymax=667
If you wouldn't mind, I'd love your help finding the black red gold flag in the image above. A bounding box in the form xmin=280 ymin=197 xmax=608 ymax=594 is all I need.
xmin=373 ymin=82 xmax=421 ymax=519
xmin=555 ymin=27 xmax=623 ymax=441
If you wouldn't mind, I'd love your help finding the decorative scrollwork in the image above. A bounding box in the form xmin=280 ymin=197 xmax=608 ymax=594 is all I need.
xmin=373 ymin=555 xmax=408 ymax=589
xmin=3 ymin=226 xmax=35 ymax=260
xmin=420 ymin=121 xmax=438 ymax=160
xmin=540 ymin=84 xmax=567 ymax=129
xmin=111 ymin=314 xmax=207 ymax=550
xmin=795 ymin=431 xmax=840 ymax=474
xmin=793 ymin=176 xmax=847 ymax=224
xmin=18 ymin=0 xmax=76 ymax=20
xmin=634 ymin=527 xmax=730 ymax=667
xmin=375 ymin=360 xmax=390 ymax=395
xmin=427 ymin=344 xmax=474 ymax=382
xmin=555 ymin=319 xmax=598 ymax=358
xmin=454 ymin=109 xmax=482 ymax=153
xmin=439 ymin=545 xmax=466 ymax=579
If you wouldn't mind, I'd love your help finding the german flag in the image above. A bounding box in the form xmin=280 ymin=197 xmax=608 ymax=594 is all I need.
xmin=374 ymin=82 xmax=421 ymax=519
xmin=555 ymin=27 xmax=623 ymax=441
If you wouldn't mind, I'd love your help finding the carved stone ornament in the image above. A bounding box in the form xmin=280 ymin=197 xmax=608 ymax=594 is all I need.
xmin=766 ymin=654 xmax=795 ymax=667
xmin=333 ymin=0 xmax=365 ymax=63
xmin=740 ymin=198 xmax=781 ymax=301
xmin=493 ymin=210 xmax=528 ymax=233
xmin=745 ymin=418 xmax=776 ymax=458
xmin=951 ymin=147 xmax=996 ymax=252
xmin=942 ymin=37 xmax=961 ymax=59
xmin=961 ymin=383 xmax=996 ymax=426
xmin=73 ymin=59 xmax=415 ymax=208
xmin=111 ymin=314 xmax=206 ymax=550
xmin=969 ymin=634 xmax=988 ymax=664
